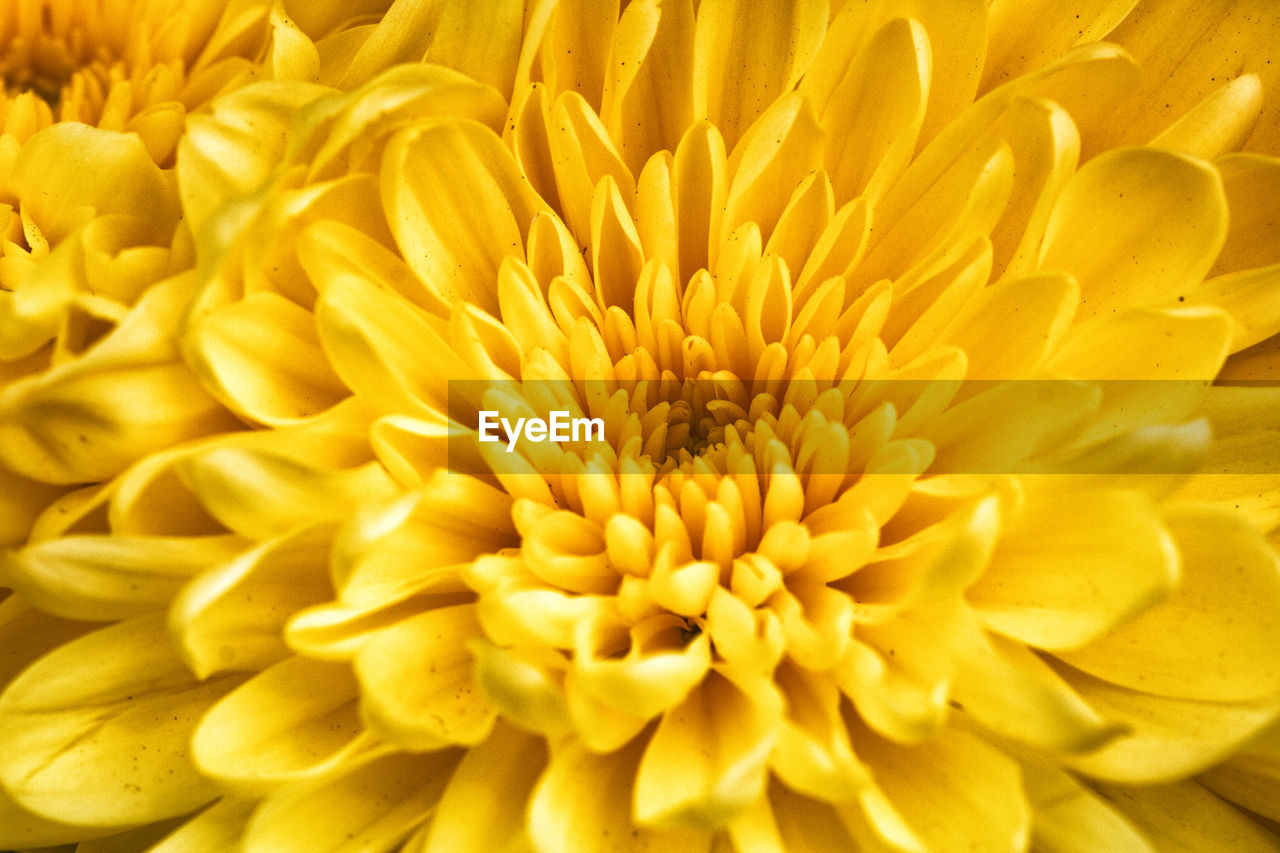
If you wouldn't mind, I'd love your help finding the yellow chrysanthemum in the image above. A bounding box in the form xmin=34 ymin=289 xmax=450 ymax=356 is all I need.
xmin=3 ymin=1 xmax=1280 ymax=851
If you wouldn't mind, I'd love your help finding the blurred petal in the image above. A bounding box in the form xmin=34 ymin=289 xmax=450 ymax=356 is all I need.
xmin=0 ymin=615 xmax=244 ymax=827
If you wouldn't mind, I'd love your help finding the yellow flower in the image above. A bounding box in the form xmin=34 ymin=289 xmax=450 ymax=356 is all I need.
xmin=4 ymin=1 xmax=1280 ymax=851
xmin=0 ymin=0 xmax=278 ymax=545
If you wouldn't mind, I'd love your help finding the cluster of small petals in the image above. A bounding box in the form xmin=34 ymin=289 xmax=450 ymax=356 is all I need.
xmin=1 ymin=2 xmax=1280 ymax=852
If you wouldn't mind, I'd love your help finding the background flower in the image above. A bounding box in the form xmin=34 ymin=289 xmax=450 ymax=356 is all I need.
xmin=2 ymin=1 xmax=1280 ymax=851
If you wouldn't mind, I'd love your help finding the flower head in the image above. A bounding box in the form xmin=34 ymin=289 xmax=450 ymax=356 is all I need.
xmin=3 ymin=1 xmax=1280 ymax=851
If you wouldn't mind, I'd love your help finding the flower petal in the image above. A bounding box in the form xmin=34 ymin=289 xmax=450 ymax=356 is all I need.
xmin=193 ymin=656 xmax=366 ymax=793
xmin=3 ymin=533 xmax=246 ymax=622
xmin=148 ymin=797 xmax=257 ymax=853
xmin=170 ymin=524 xmax=337 ymax=678
xmin=529 ymin=737 xmax=712 ymax=853
xmin=355 ymin=604 xmax=496 ymax=749
xmin=853 ymin=726 xmax=1031 ymax=853
xmin=692 ymin=0 xmax=827 ymax=149
xmin=0 ymin=614 xmax=244 ymax=827
xmin=1094 ymin=780 xmax=1280 ymax=852
xmin=184 ymin=292 xmax=348 ymax=425
xmin=242 ymin=749 xmax=461 ymax=853
xmin=1038 ymin=148 xmax=1228 ymax=319
xmin=1018 ymin=759 xmax=1154 ymax=853
xmin=634 ymin=672 xmax=781 ymax=828
xmin=1055 ymin=662 xmax=1280 ymax=784
xmin=1058 ymin=505 xmax=1280 ymax=702
xmin=967 ymin=489 xmax=1178 ymax=651
xmin=416 ymin=723 xmax=548 ymax=853
xmin=382 ymin=119 xmax=544 ymax=315
xmin=1210 ymin=154 xmax=1280 ymax=276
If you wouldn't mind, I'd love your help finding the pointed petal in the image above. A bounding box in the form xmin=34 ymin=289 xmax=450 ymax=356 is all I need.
xmin=692 ymin=0 xmax=827 ymax=149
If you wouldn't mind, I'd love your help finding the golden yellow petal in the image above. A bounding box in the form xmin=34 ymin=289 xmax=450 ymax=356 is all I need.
xmin=600 ymin=0 xmax=695 ymax=176
xmin=170 ymin=523 xmax=336 ymax=678
xmin=1018 ymin=759 xmax=1154 ymax=853
xmin=417 ymin=723 xmax=547 ymax=853
xmin=1094 ymin=780 xmax=1280 ymax=851
xmin=1038 ymin=148 xmax=1228 ymax=319
xmin=819 ymin=18 xmax=928 ymax=206
xmin=692 ymin=0 xmax=827 ymax=149
xmin=1059 ymin=505 xmax=1280 ymax=702
xmin=528 ymin=737 xmax=712 ymax=853
xmin=185 ymin=291 xmax=349 ymax=425
xmin=3 ymin=533 xmax=245 ymax=621
xmin=382 ymin=118 xmax=543 ymax=314
xmin=146 ymin=797 xmax=257 ymax=853
xmin=0 ymin=614 xmax=244 ymax=827
xmin=853 ymin=726 xmax=1031 ymax=853
xmin=193 ymin=655 xmax=367 ymax=793
xmin=355 ymin=604 xmax=496 ymax=749
xmin=967 ymin=489 xmax=1178 ymax=650
xmin=634 ymin=672 xmax=781 ymax=829
xmin=241 ymin=749 xmax=461 ymax=853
